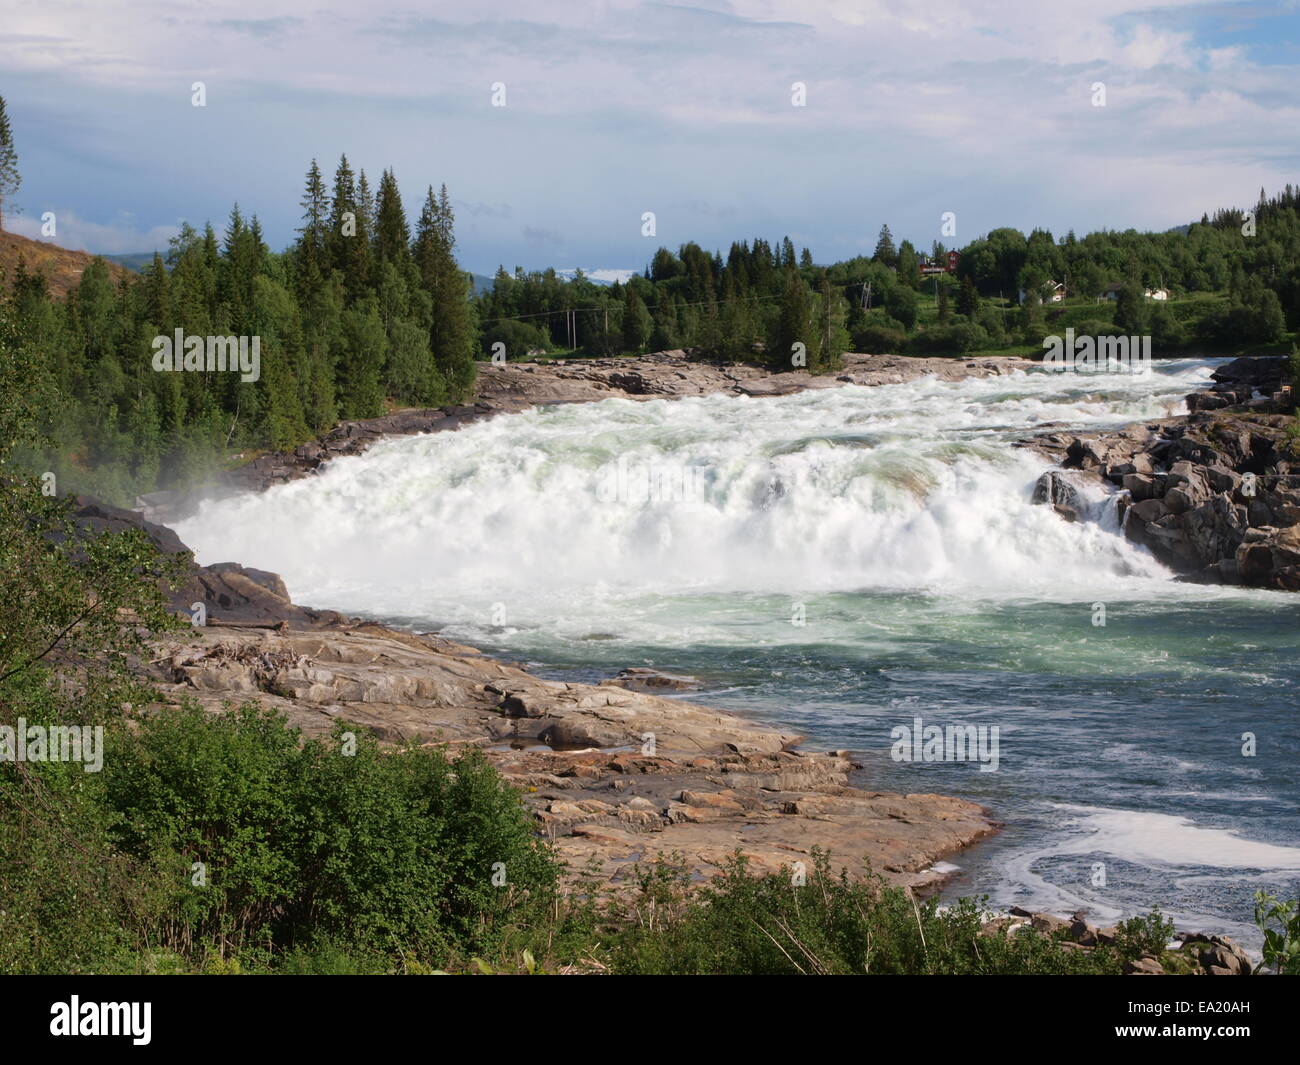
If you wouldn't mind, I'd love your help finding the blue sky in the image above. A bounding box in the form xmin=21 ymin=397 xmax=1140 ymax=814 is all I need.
xmin=3 ymin=1 xmax=1298 ymax=277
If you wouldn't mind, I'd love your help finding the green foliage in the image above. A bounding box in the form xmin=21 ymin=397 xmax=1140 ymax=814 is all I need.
xmin=102 ymin=707 xmax=559 ymax=960
xmin=768 ymin=269 xmax=820 ymax=372
xmin=2 ymin=147 xmax=480 ymax=504
xmin=1114 ymin=907 xmax=1175 ymax=960
xmin=1253 ymin=891 xmax=1300 ymax=974
xmin=853 ymin=323 xmax=907 ymax=355
xmin=610 ymin=852 xmax=1120 ymax=975
xmin=0 ymin=95 xmax=19 ymax=228
xmin=908 ymin=320 xmax=989 ymax=355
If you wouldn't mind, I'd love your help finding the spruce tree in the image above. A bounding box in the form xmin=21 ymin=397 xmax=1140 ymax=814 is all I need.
xmin=873 ymin=225 xmax=897 ymax=267
xmin=327 ymin=156 xmax=371 ymax=301
xmin=0 ymin=96 xmax=19 ymax=231
xmin=414 ymin=185 xmax=476 ymax=400
xmin=769 ymin=269 xmax=820 ymax=372
xmin=373 ymin=169 xmax=411 ymax=270
xmin=143 ymin=253 xmax=171 ymax=329
xmin=957 ymin=275 xmax=980 ymax=317
xmin=296 ymin=160 xmax=328 ymax=278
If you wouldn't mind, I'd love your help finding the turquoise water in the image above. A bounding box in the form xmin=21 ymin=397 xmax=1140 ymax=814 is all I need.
xmin=177 ymin=358 xmax=1300 ymax=943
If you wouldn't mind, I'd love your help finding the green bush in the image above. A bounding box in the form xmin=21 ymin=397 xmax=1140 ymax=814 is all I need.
xmin=1114 ymin=907 xmax=1175 ymax=960
xmin=609 ymin=851 xmax=1120 ymax=975
xmin=102 ymin=705 xmax=560 ymax=961
xmin=852 ymin=324 xmax=907 ymax=354
xmin=907 ymin=320 xmax=989 ymax=355
xmin=482 ymin=319 xmax=549 ymax=361
xmin=1254 ymin=891 xmax=1300 ymax=974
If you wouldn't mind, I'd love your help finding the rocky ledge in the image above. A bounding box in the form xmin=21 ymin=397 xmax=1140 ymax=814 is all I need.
xmin=1023 ymin=357 xmax=1300 ymax=590
xmin=146 ymin=622 xmax=996 ymax=893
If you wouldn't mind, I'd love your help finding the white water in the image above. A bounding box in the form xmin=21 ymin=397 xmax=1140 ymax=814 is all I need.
xmin=177 ymin=362 xmax=1221 ymax=627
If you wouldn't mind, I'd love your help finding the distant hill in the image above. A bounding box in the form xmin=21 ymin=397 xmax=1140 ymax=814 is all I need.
xmin=0 ymin=230 xmax=131 ymax=298
xmin=103 ymin=252 xmax=157 ymax=273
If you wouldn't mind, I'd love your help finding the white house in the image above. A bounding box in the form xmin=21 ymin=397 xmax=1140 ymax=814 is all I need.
xmin=1019 ymin=280 xmax=1067 ymax=304
xmin=1144 ymin=288 xmax=1170 ymax=301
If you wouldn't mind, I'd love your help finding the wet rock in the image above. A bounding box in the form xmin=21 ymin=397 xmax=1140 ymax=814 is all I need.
xmin=603 ymin=667 xmax=701 ymax=692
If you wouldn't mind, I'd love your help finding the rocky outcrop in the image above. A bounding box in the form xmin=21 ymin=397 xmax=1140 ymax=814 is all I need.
xmin=993 ymin=909 xmax=1255 ymax=975
xmin=148 ymin=622 xmax=996 ymax=893
xmin=1024 ymin=357 xmax=1299 ymax=589
xmin=76 ymin=495 xmax=996 ymax=894
xmin=70 ymin=496 xmax=348 ymax=627
xmin=1185 ymin=355 xmax=1287 ymax=412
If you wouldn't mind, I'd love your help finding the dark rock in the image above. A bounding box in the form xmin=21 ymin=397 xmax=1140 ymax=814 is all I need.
xmin=539 ymin=718 xmax=636 ymax=751
xmin=604 ymin=668 xmax=702 ymax=692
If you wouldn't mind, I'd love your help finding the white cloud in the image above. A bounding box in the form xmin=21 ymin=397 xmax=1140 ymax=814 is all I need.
xmin=5 ymin=208 xmax=179 ymax=255
xmin=1 ymin=0 xmax=1296 ymax=260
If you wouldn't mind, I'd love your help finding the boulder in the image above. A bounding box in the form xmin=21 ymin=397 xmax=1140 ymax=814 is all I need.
xmin=538 ymin=718 xmax=636 ymax=751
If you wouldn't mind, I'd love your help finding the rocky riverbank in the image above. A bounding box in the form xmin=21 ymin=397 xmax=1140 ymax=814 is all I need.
xmin=74 ymin=495 xmax=998 ymax=894
xmin=146 ymin=619 xmax=997 ymax=893
xmin=1023 ymin=356 xmax=1299 ymax=590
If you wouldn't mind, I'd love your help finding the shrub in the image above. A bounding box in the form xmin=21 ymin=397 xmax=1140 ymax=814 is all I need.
xmin=1114 ymin=907 xmax=1175 ymax=960
xmin=482 ymin=318 xmax=549 ymax=360
xmin=609 ymin=851 xmax=1119 ymax=975
xmin=852 ymin=324 xmax=907 ymax=354
xmin=1254 ymin=891 xmax=1300 ymax=974
xmin=907 ymin=321 xmax=989 ymax=355
xmin=102 ymin=706 xmax=560 ymax=961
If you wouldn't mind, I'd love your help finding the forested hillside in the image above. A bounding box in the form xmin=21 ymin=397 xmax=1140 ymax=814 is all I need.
xmin=5 ymin=157 xmax=478 ymax=504
xmin=478 ymin=188 xmax=1299 ymax=365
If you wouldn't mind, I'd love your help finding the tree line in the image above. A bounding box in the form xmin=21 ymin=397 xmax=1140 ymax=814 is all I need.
xmin=479 ymin=187 xmax=1299 ymax=368
xmin=6 ymin=155 xmax=478 ymax=504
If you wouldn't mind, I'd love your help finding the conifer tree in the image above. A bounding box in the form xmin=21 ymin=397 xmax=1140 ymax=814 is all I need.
xmin=143 ymin=253 xmax=171 ymax=328
xmin=957 ymin=275 xmax=980 ymax=318
xmin=621 ymin=285 xmax=652 ymax=353
xmin=0 ymin=96 xmax=20 ymax=231
xmin=326 ymin=156 xmax=372 ymax=301
xmin=873 ymin=225 xmax=897 ymax=267
xmin=373 ymin=169 xmax=411 ymax=269
xmin=769 ymin=268 xmax=820 ymax=372
xmin=414 ymin=185 xmax=476 ymax=400
xmin=296 ymin=160 xmax=328 ymax=278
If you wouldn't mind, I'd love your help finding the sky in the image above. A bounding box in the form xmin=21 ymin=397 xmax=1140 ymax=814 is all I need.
xmin=2 ymin=0 xmax=1298 ymax=277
